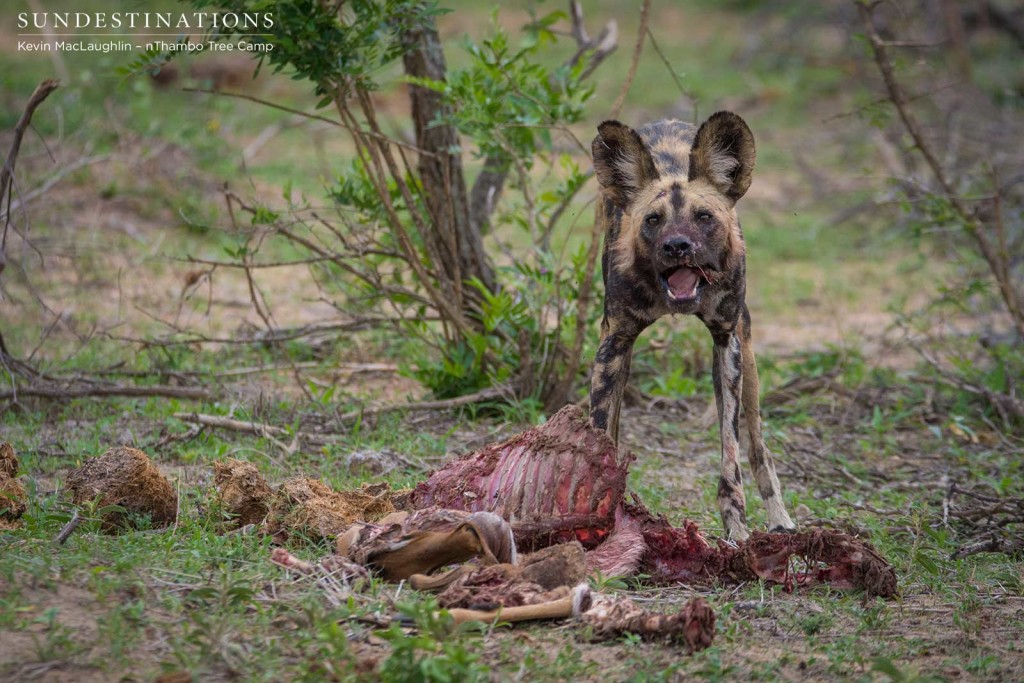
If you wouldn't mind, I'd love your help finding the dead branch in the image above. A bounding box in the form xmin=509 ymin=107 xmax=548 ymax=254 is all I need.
xmin=271 ymin=224 xmax=434 ymax=309
xmin=1 ymin=79 xmax=59 ymax=277
xmin=645 ymin=28 xmax=694 ymax=115
xmin=336 ymin=384 xmax=512 ymax=422
xmin=54 ymin=509 xmax=82 ymax=545
xmin=565 ymin=2 xmax=618 ymax=81
xmin=945 ymin=482 xmax=1024 ymax=558
xmin=105 ymin=318 xmax=395 ymax=348
xmin=173 ymin=411 xmax=297 ymax=440
xmin=174 ymin=385 xmax=511 ymax=441
xmin=912 ymin=344 xmax=1024 ymax=425
xmin=104 ymin=361 xmax=396 ymax=379
xmin=180 ymin=253 xmax=344 ymax=270
xmin=1 ymin=383 xmax=211 ymax=402
xmin=609 ymin=0 xmax=650 ymax=120
xmin=8 ymin=154 xmax=110 ymax=216
xmin=858 ymin=1 xmax=1024 ymax=341
xmin=951 ymin=536 xmax=1024 ymax=559
xmin=469 ymin=1 xmax=617 ymax=231
xmin=182 ymin=87 xmax=435 ymax=158
xmin=823 ymin=82 xmax=961 ymax=123
xmin=332 ymin=88 xmax=472 ymax=342
xmin=543 ymin=202 xmax=603 ymax=411
xmin=539 ymin=173 xmax=595 ymax=252
xmin=151 ymin=423 xmax=204 ymax=450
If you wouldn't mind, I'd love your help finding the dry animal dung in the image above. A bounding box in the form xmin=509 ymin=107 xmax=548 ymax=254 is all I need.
xmin=265 ymin=477 xmax=396 ymax=543
xmin=0 ymin=442 xmax=27 ymax=529
xmin=65 ymin=446 xmax=177 ymax=532
xmin=213 ymin=458 xmax=272 ymax=527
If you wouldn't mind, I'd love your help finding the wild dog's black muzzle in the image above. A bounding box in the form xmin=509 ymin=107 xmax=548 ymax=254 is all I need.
xmin=661 ymin=236 xmax=693 ymax=260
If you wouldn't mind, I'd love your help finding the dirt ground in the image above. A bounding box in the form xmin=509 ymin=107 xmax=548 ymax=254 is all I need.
xmin=2 ymin=380 xmax=1023 ymax=681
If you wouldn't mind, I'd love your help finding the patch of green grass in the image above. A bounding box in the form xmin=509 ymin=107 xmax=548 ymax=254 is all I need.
xmin=5 ymin=348 xmax=1023 ymax=683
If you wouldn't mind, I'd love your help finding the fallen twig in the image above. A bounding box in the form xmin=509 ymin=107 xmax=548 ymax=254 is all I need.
xmin=105 ymin=318 xmax=394 ymax=348
xmin=945 ymin=483 xmax=1024 ymax=558
xmin=335 ymin=385 xmax=511 ymax=423
xmin=151 ymin=423 xmax=205 ymax=450
xmin=951 ymin=535 xmax=1024 ymax=560
xmin=173 ymin=412 xmax=297 ymax=440
xmin=54 ymin=509 xmax=82 ymax=545
xmin=0 ymin=384 xmax=211 ymax=402
xmin=173 ymin=385 xmax=511 ymax=457
xmin=174 ymin=385 xmax=512 ymax=443
xmin=913 ymin=345 xmax=1024 ymax=426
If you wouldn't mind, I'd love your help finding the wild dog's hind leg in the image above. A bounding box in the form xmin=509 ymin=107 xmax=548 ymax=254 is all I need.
xmin=711 ymin=329 xmax=749 ymax=541
xmin=738 ymin=307 xmax=795 ymax=532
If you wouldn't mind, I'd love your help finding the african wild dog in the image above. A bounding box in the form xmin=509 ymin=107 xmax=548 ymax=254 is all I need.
xmin=588 ymin=112 xmax=795 ymax=541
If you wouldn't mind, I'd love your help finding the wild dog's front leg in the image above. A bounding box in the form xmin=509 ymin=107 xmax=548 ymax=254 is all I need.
xmin=588 ymin=318 xmax=640 ymax=445
xmin=711 ymin=331 xmax=749 ymax=541
xmin=738 ymin=309 xmax=795 ymax=532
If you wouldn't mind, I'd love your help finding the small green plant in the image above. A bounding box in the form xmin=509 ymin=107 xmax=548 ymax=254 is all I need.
xmin=589 ymin=570 xmax=629 ymax=591
xmin=376 ymin=599 xmax=490 ymax=682
xmin=870 ymin=655 xmax=946 ymax=683
xmin=294 ymin=609 xmax=356 ymax=683
xmin=692 ymin=648 xmax=735 ymax=681
xmin=175 ymin=572 xmax=263 ymax=671
xmin=634 ymin=325 xmax=709 ymax=398
xmin=797 ymin=611 xmax=833 ymax=636
xmin=952 ymin=590 xmax=983 ymax=637
xmin=857 ymin=598 xmax=891 ymax=633
xmin=30 ymin=608 xmax=82 ymax=663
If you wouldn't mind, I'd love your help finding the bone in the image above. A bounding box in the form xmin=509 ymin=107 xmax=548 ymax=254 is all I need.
xmin=445 ymin=583 xmax=592 ymax=626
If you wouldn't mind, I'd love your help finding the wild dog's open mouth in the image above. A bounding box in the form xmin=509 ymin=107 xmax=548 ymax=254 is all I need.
xmin=661 ymin=266 xmax=701 ymax=302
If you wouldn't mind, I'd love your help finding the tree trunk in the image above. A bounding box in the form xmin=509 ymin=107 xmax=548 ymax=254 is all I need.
xmin=469 ymin=155 xmax=509 ymax=235
xmin=401 ymin=24 xmax=496 ymax=296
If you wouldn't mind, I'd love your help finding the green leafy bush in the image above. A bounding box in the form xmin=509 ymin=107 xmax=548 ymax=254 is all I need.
xmin=176 ymin=0 xmax=608 ymax=408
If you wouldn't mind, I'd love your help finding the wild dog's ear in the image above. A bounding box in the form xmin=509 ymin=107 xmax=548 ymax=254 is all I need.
xmin=592 ymin=121 xmax=659 ymax=207
xmin=688 ymin=111 xmax=756 ymax=203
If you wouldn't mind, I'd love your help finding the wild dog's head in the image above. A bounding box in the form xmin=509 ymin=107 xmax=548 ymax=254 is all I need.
xmin=592 ymin=112 xmax=755 ymax=312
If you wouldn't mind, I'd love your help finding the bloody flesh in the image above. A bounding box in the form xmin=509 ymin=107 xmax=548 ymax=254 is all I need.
xmin=412 ymin=405 xmax=897 ymax=598
xmin=411 ymin=405 xmax=631 ymax=550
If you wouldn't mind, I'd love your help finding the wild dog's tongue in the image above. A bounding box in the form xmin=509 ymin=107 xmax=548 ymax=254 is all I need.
xmin=667 ymin=268 xmax=698 ymax=298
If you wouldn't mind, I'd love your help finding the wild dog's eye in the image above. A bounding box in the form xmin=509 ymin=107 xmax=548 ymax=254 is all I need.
xmin=645 ymin=213 xmax=662 ymax=227
xmin=695 ymin=210 xmax=713 ymax=222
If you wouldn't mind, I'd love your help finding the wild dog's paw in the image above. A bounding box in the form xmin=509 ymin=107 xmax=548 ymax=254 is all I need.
xmin=765 ymin=502 xmax=796 ymax=534
xmin=724 ymin=521 xmax=750 ymax=543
